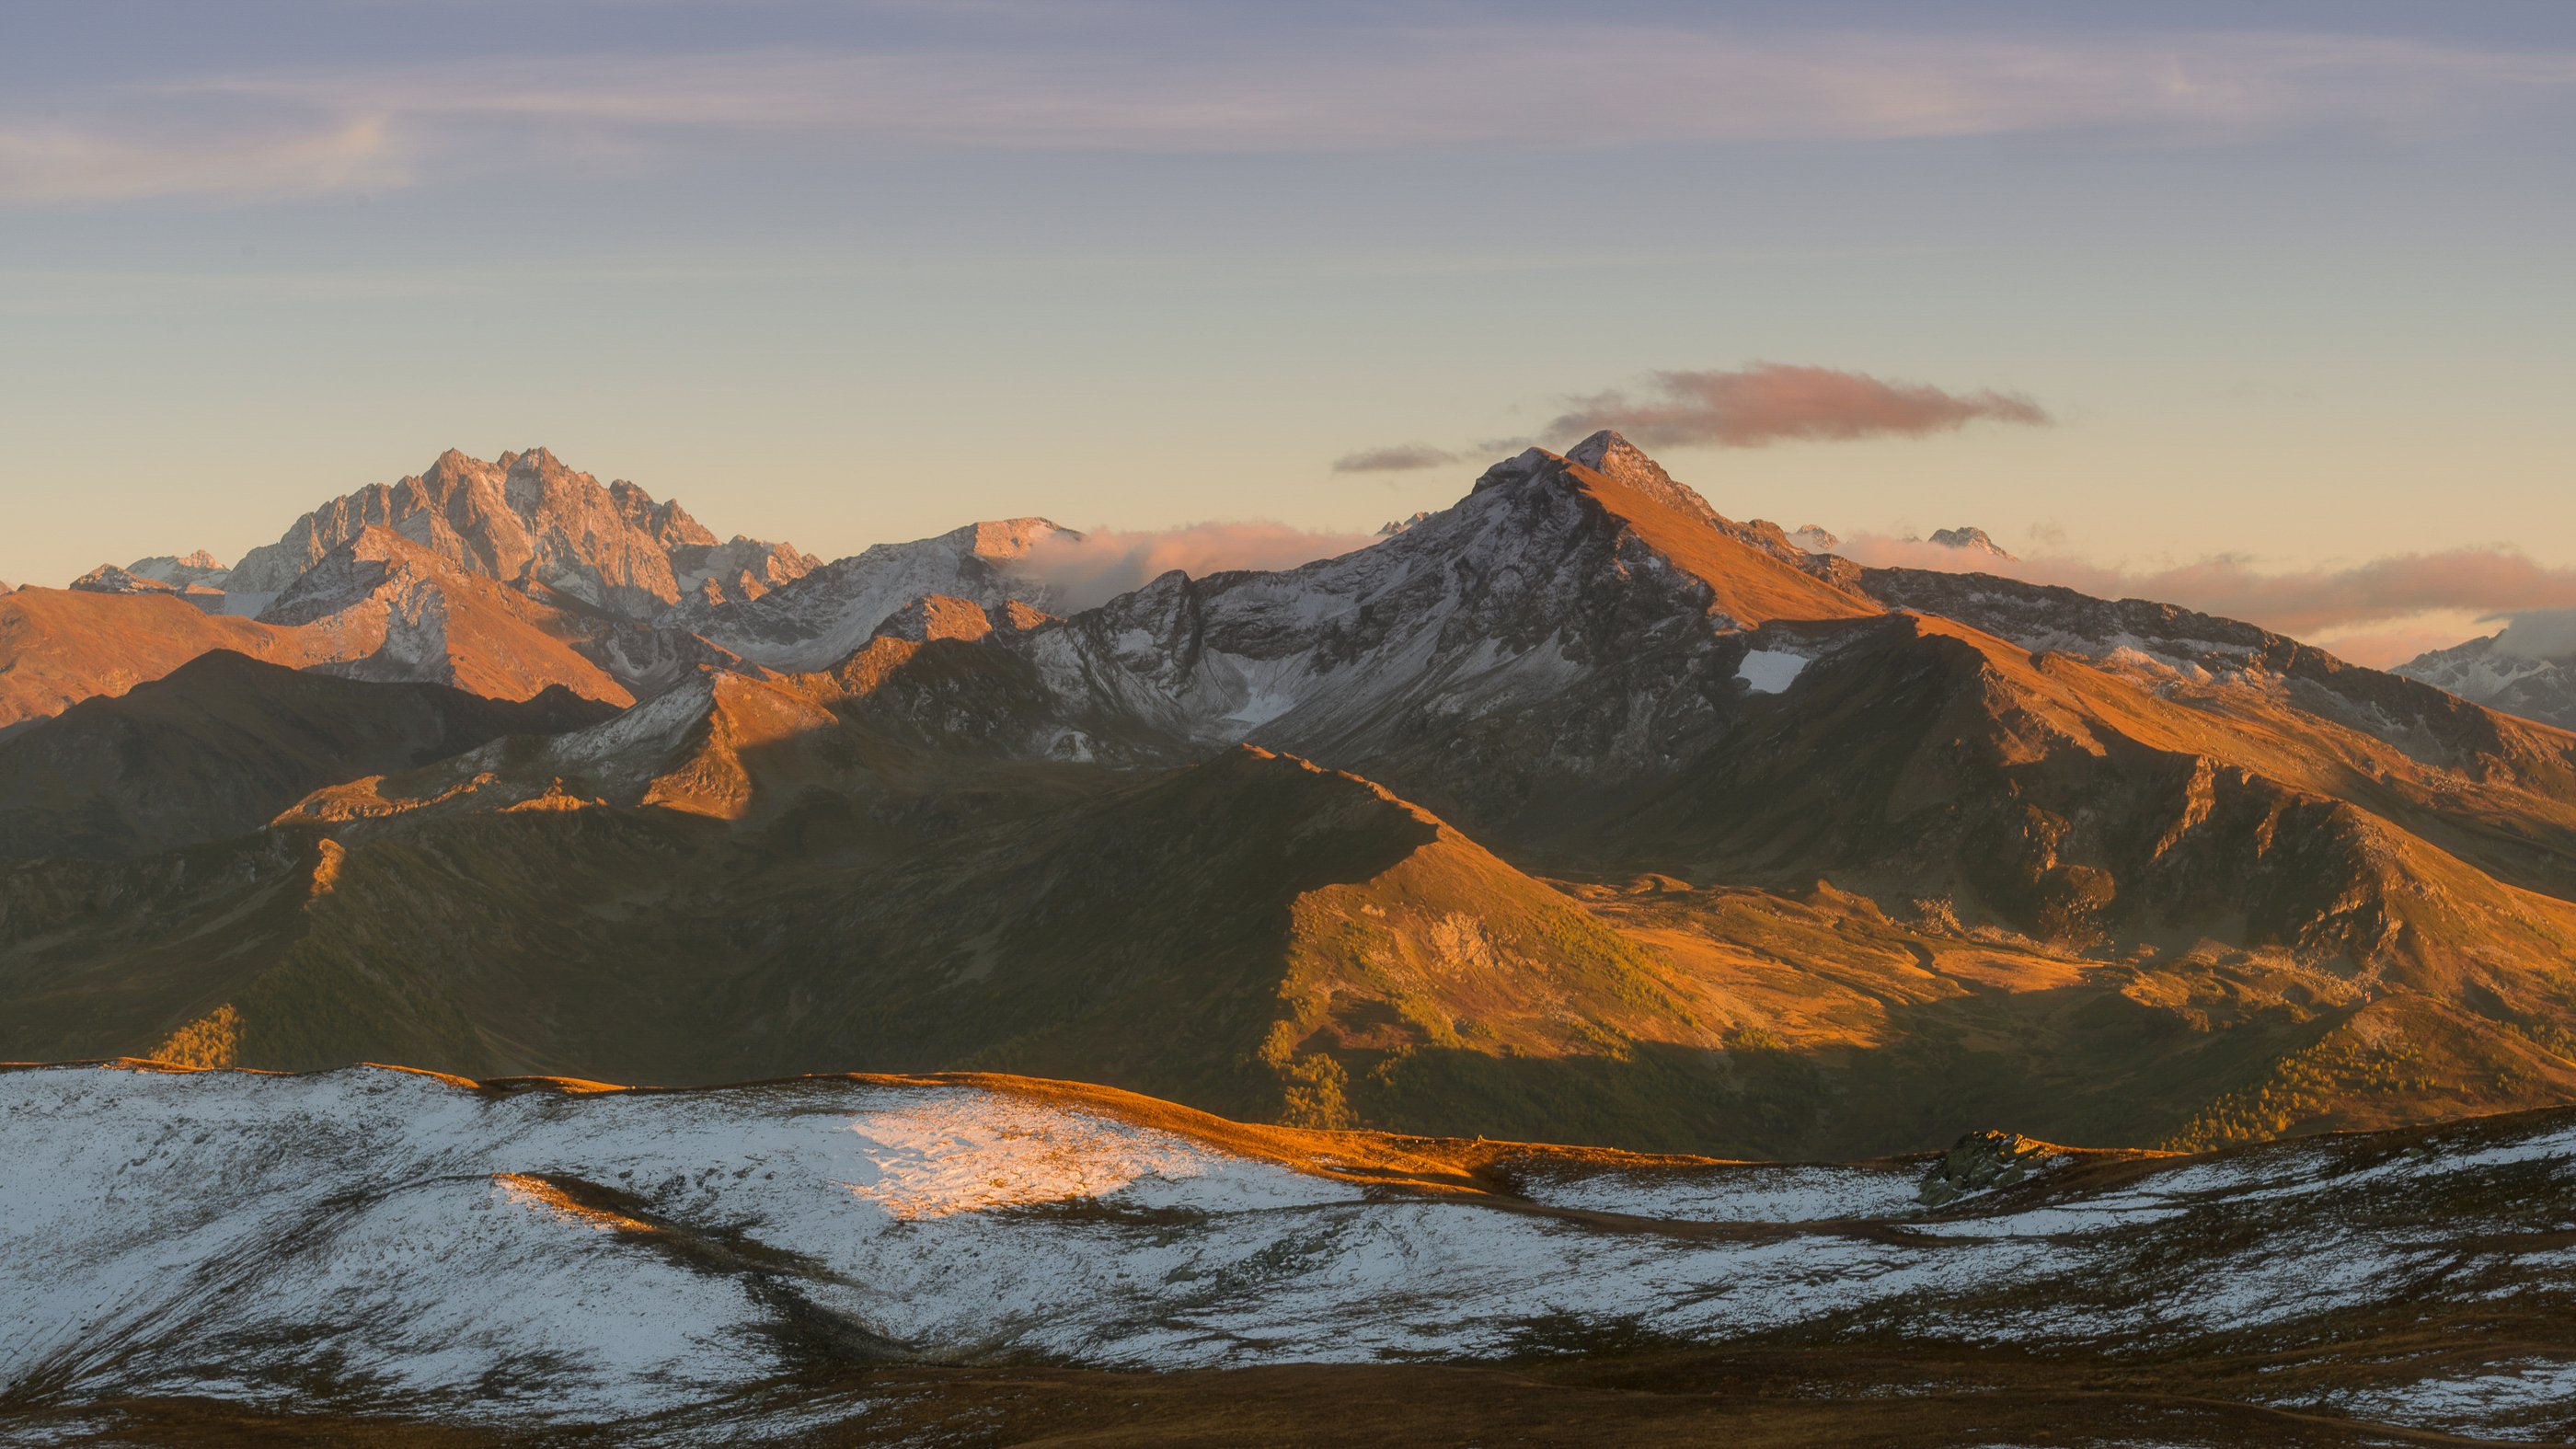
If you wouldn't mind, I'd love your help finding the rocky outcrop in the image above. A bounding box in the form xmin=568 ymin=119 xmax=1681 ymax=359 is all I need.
xmin=1917 ymin=1130 xmax=2055 ymax=1205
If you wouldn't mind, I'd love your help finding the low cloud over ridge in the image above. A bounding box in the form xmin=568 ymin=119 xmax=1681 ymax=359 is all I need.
xmin=1019 ymin=523 xmax=1380 ymax=611
xmin=1548 ymin=364 xmax=2051 ymax=450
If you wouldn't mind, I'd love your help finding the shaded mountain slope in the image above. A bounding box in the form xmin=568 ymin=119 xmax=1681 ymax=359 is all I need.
xmin=282 ymin=632 xmax=1112 ymax=827
xmin=36 ymin=750 xmax=1709 ymax=1129
xmin=16 ymin=733 xmax=2576 ymax=1159
xmin=0 ymin=651 xmax=615 ymax=859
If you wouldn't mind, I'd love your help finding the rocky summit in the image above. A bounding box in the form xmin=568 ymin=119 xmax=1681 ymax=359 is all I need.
xmin=224 ymin=446 xmax=816 ymax=620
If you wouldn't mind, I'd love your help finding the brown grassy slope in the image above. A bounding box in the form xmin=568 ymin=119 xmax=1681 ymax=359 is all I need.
xmin=0 ymin=749 xmax=1719 ymax=1130
xmin=0 ymin=650 xmax=615 ymax=858
xmin=18 ymin=734 xmax=2576 ymax=1158
xmin=1579 ymin=878 xmax=2576 ymax=1155
xmin=0 ymin=589 xmax=359 ymax=733
xmin=0 ymin=833 xmax=327 ymax=1064
xmin=1611 ymin=612 xmax=2576 ymax=970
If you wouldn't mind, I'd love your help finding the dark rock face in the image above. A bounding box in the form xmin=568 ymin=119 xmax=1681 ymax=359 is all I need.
xmin=1918 ymin=1130 xmax=2053 ymax=1205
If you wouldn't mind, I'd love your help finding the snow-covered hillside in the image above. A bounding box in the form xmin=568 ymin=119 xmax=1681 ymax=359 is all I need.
xmin=4 ymin=1064 xmax=2572 ymax=1442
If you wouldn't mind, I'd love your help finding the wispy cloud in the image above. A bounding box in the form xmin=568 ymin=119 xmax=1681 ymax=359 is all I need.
xmin=1836 ymin=535 xmax=2576 ymax=663
xmin=1331 ymin=444 xmax=1460 ymax=474
xmin=1018 ymin=522 xmax=1379 ymax=609
xmin=12 ymin=23 xmax=2576 ymax=205
xmin=0 ymin=116 xmax=400 ymax=205
xmin=1547 ymin=364 xmax=2050 ymax=450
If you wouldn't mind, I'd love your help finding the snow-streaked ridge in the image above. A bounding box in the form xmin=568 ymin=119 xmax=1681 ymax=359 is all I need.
xmin=4 ymin=1064 xmax=2573 ymax=1438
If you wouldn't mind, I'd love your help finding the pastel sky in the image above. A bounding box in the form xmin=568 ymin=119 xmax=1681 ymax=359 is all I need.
xmin=5 ymin=1 xmax=2572 ymax=662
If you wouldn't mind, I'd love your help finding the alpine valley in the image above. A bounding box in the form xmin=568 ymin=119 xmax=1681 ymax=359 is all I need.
xmin=6 ymin=437 xmax=2576 ymax=1443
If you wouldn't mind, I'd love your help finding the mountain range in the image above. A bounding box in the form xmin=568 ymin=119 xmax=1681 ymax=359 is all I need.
xmin=6 ymin=435 xmax=2576 ymax=1164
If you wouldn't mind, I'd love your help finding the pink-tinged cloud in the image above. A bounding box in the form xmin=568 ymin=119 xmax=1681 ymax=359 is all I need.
xmin=2304 ymin=620 xmax=2501 ymax=670
xmin=1547 ymin=363 xmax=2051 ymax=450
xmin=1835 ymin=535 xmax=2576 ymax=664
xmin=1020 ymin=522 xmax=1380 ymax=610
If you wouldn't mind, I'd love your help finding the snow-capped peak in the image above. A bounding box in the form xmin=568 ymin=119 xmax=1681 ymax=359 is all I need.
xmin=1926 ymin=526 xmax=2016 ymax=560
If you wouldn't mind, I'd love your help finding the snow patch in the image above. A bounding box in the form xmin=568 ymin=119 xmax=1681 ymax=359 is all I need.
xmin=1737 ymin=650 xmax=1811 ymax=695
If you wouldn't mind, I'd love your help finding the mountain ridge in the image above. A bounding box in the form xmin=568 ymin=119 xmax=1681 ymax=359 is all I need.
xmin=9 ymin=431 xmax=2576 ymax=1167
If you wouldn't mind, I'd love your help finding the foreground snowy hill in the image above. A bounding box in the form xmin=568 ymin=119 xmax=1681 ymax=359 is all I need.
xmin=2 ymin=1062 xmax=2572 ymax=1444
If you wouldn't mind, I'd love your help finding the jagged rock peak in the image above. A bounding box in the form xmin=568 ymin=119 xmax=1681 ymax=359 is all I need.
xmin=1377 ymin=512 xmax=1432 ymax=537
xmin=496 ymin=446 xmax=562 ymax=474
xmin=129 ymin=549 xmax=228 ymax=579
xmin=1927 ymin=526 xmax=2016 ymax=560
xmin=1561 ymin=428 xmax=1641 ymax=470
xmin=69 ymin=564 xmax=151 ymax=592
xmin=71 ymin=562 xmax=224 ymax=597
xmin=1477 ymin=431 xmax=1724 ymax=523
xmin=1564 ymin=430 xmax=1702 ymax=503
xmin=224 ymin=447 xmax=807 ymax=621
xmin=956 ymin=518 xmax=1075 ymax=558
